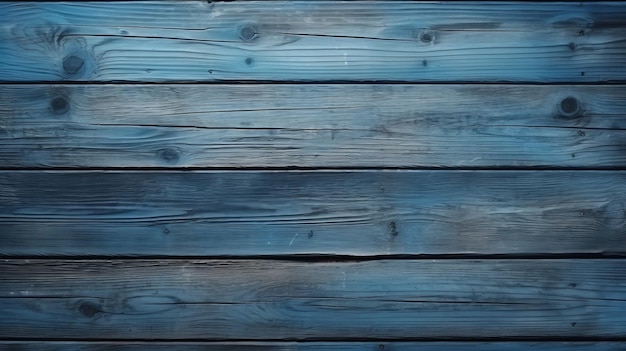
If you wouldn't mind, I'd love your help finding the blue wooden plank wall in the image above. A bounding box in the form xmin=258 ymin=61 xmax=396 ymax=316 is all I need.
xmin=0 ymin=1 xmax=626 ymax=350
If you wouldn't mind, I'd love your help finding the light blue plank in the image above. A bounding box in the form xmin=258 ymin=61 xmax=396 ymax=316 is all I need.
xmin=0 ymin=2 xmax=625 ymax=81
xmin=2 ymin=84 xmax=626 ymax=168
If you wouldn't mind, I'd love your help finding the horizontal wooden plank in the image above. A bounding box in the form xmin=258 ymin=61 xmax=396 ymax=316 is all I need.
xmin=1 ymin=341 xmax=625 ymax=351
xmin=1 ymin=2 xmax=626 ymax=82
xmin=0 ymin=259 xmax=625 ymax=339
xmin=2 ymin=84 xmax=626 ymax=168
xmin=1 ymin=171 xmax=624 ymax=256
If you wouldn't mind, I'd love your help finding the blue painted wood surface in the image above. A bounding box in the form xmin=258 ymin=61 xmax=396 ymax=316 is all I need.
xmin=1 ymin=259 xmax=625 ymax=339
xmin=0 ymin=2 xmax=625 ymax=82
xmin=2 ymin=341 xmax=626 ymax=351
xmin=1 ymin=84 xmax=625 ymax=168
xmin=0 ymin=0 xmax=625 ymax=348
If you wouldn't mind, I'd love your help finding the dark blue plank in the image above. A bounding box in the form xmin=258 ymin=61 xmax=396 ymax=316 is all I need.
xmin=0 ymin=259 xmax=625 ymax=339
xmin=1 ymin=171 xmax=624 ymax=256
xmin=1 ymin=341 xmax=625 ymax=351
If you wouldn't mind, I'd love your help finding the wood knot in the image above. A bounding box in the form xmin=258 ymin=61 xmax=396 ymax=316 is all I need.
xmin=558 ymin=97 xmax=581 ymax=118
xmin=78 ymin=301 xmax=101 ymax=318
xmin=63 ymin=54 xmax=84 ymax=75
xmin=388 ymin=221 xmax=399 ymax=236
xmin=418 ymin=30 xmax=435 ymax=43
xmin=157 ymin=148 xmax=180 ymax=163
xmin=568 ymin=42 xmax=577 ymax=51
xmin=239 ymin=25 xmax=258 ymax=41
xmin=245 ymin=57 xmax=254 ymax=66
xmin=50 ymin=97 xmax=70 ymax=115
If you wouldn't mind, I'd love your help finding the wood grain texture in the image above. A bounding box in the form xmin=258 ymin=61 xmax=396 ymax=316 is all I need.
xmin=2 ymin=341 xmax=625 ymax=351
xmin=1 ymin=171 xmax=625 ymax=256
xmin=0 ymin=259 xmax=625 ymax=339
xmin=2 ymin=84 xmax=626 ymax=168
xmin=1 ymin=2 xmax=626 ymax=82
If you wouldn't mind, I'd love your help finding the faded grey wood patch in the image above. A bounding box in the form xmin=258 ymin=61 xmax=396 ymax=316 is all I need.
xmin=0 ymin=259 xmax=625 ymax=339
xmin=1 ymin=84 xmax=625 ymax=168
xmin=1 ymin=2 xmax=625 ymax=82
xmin=1 ymin=171 xmax=624 ymax=256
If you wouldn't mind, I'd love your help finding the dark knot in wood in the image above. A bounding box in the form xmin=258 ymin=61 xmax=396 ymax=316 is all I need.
xmin=78 ymin=301 xmax=101 ymax=318
xmin=388 ymin=221 xmax=399 ymax=236
xmin=50 ymin=97 xmax=70 ymax=115
xmin=157 ymin=148 xmax=180 ymax=163
xmin=63 ymin=55 xmax=84 ymax=75
xmin=568 ymin=42 xmax=577 ymax=51
xmin=239 ymin=25 xmax=258 ymax=42
xmin=419 ymin=31 xmax=435 ymax=43
xmin=558 ymin=97 xmax=581 ymax=118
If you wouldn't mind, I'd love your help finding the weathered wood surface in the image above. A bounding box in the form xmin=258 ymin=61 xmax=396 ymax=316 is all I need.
xmin=1 ymin=171 xmax=624 ymax=256
xmin=2 ymin=0 xmax=625 ymax=346
xmin=0 ymin=259 xmax=625 ymax=339
xmin=1 ymin=2 xmax=626 ymax=82
xmin=2 ymin=84 xmax=626 ymax=168
xmin=1 ymin=342 xmax=625 ymax=351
